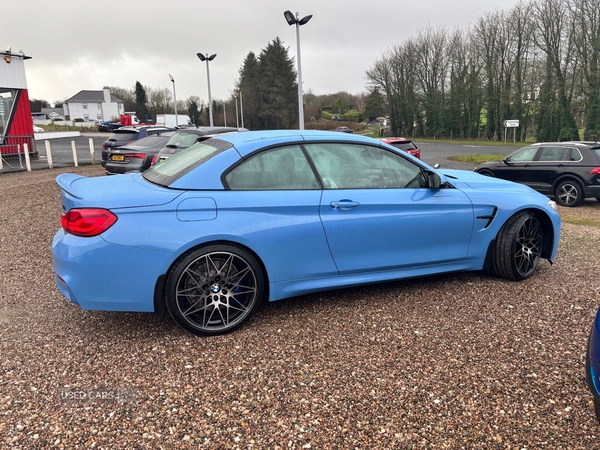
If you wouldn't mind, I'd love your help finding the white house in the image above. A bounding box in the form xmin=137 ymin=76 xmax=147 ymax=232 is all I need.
xmin=63 ymin=88 xmax=124 ymax=122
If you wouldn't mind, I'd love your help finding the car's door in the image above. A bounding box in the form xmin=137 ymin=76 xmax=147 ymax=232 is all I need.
xmin=525 ymin=146 xmax=569 ymax=194
xmin=224 ymin=145 xmax=338 ymax=283
xmin=304 ymin=142 xmax=475 ymax=274
xmin=494 ymin=146 xmax=538 ymax=182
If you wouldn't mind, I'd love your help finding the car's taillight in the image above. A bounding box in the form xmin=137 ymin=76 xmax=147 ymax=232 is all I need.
xmin=102 ymin=142 xmax=107 ymax=148
xmin=61 ymin=209 xmax=117 ymax=237
xmin=127 ymin=153 xmax=147 ymax=159
xmin=590 ymin=167 xmax=600 ymax=174
xmin=151 ymin=154 xmax=158 ymax=165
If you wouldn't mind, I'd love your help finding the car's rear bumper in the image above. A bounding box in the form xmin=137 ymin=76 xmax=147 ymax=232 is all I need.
xmin=52 ymin=229 xmax=172 ymax=312
xmin=584 ymin=185 xmax=600 ymax=198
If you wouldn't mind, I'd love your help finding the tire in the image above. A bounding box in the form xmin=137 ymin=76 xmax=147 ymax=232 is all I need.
xmin=554 ymin=180 xmax=584 ymax=207
xmin=586 ymin=333 xmax=600 ymax=424
xmin=491 ymin=211 xmax=542 ymax=281
xmin=165 ymin=244 xmax=264 ymax=336
xmin=477 ymin=169 xmax=495 ymax=177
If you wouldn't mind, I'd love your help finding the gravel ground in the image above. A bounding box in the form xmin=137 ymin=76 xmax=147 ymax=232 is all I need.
xmin=1 ymin=166 xmax=600 ymax=449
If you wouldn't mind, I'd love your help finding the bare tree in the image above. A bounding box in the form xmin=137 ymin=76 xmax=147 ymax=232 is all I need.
xmin=447 ymin=30 xmax=484 ymax=139
xmin=146 ymin=87 xmax=172 ymax=117
xmin=570 ymin=0 xmax=600 ymax=139
xmin=533 ymin=0 xmax=580 ymax=141
xmin=413 ymin=26 xmax=450 ymax=137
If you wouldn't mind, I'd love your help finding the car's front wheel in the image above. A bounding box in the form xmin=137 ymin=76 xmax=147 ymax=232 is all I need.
xmin=555 ymin=180 xmax=584 ymax=207
xmin=491 ymin=211 xmax=543 ymax=281
xmin=477 ymin=169 xmax=495 ymax=177
xmin=165 ymin=244 xmax=264 ymax=336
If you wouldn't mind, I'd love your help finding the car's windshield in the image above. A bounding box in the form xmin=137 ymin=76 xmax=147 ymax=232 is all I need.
xmin=129 ymin=134 xmax=172 ymax=149
xmin=143 ymin=139 xmax=233 ymax=187
xmin=165 ymin=132 xmax=201 ymax=149
xmin=109 ymin=131 xmax=137 ymax=142
xmin=389 ymin=142 xmax=417 ymax=151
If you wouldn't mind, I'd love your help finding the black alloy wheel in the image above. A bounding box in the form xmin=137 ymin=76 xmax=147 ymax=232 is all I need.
xmin=166 ymin=244 xmax=264 ymax=336
xmin=491 ymin=212 xmax=543 ymax=281
xmin=555 ymin=180 xmax=584 ymax=207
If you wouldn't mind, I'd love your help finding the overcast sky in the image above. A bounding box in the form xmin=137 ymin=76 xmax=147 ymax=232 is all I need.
xmin=5 ymin=0 xmax=519 ymax=106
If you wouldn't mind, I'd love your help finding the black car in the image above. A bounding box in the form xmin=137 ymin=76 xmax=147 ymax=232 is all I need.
xmin=101 ymin=126 xmax=176 ymax=166
xmin=334 ymin=126 xmax=353 ymax=133
xmin=105 ymin=132 xmax=175 ymax=175
xmin=153 ymin=127 xmax=248 ymax=165
xmin=475 ymin=141 xmax=600 ymax=207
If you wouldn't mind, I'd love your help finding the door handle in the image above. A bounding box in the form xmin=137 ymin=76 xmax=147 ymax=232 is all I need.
xmin=330 ymin=200 xmax=360 ymax=210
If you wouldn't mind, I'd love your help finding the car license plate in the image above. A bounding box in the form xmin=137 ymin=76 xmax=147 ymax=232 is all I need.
xmin=111 ymin=155 xmax=125 ymax=161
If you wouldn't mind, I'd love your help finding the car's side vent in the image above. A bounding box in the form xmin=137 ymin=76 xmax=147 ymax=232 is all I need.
xmin=475 ymin=206 xmax=498 ymax=229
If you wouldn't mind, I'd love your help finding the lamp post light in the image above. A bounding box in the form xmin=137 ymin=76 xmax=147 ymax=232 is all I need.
xmin=284 ymin=10 xmax=312 ymax=130
xmin=168 ymin=74 xmax=178 ymax=125
xmin=197 ymin=52 xmax=217 ymax=127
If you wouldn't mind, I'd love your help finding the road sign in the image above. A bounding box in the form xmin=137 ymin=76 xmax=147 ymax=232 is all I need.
xmin=504 ymin=120 xmax=519 ymax=127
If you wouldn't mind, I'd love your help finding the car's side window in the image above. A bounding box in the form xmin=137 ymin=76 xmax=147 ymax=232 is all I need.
xmin=569 ymin=148 xmax=583 ymax=162
xmin=538 ymin=147 xmax=569 ymax=161
xmin=304 ymin=143 xmax=426 ymax=189
xmin=226 ymin=146 xmax=320 ymax=190
xmin=509 ymin=147 xmax=538 ymax=162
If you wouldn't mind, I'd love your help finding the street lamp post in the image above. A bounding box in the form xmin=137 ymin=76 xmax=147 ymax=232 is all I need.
xmin=222 ymin=101 xmax=227 ymax=127
xmin=197 ymin=52 xmax=217 ymax=127
xmin=168 ymin=74 xmax=178 ymax=125
xmin=238 ymin=88 xmax=244 ymax=129
xmin=234 ymin=93 xmax=239 ymax=128
xmin=284 ymin=10 xmax=312 ymax=130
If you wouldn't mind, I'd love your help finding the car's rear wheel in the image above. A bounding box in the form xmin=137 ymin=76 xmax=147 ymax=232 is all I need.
xmin=555 ymin=180 xmax=584 ymax=207
xmin=165 ymin=244 xmax=264 ymax=336
xmin=491 ymin=212 xmax=542 ymax=281
xmin=477 ymin=169 xmax=495 ymax=177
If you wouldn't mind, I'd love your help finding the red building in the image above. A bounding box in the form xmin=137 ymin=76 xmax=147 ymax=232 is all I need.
xmin=0 ymin=47 xmax=36 ymax=156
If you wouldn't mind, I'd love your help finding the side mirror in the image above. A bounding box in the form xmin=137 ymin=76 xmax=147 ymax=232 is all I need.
xmin=426 ymin=171 xmax=442 ymax=189
xmin=502 ymin=157 xmax=510 ymax=165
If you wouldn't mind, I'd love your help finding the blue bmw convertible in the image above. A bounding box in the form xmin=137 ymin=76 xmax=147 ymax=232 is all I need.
xmin=52 ymin=130 xmax=561 ymax=336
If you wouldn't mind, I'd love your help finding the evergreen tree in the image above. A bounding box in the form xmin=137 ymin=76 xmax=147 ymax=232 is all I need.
xmin=257 ymin=38 xmax=298 ymax=129
xmin=134 ymin=81 xmax=148 ymax=118
xmin=238 ymin=52 xmax=262 ymax=130
xmin=364 ymin=88 xmax=387 ymax=122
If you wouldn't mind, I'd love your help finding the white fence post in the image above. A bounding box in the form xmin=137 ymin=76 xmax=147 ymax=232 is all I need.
xmin=23 ymin=143 xmax=32 ymax=172
xmin=71 ymin=141 xmax=79 ymax=167
xmin=0 ymin=152 xmax=3 ymax=172
xmin=89 ymin=138 xmax=95 ymax=164
xmin=17 ymin=145 xmax=23 ymax=169
xmin=45 ymin=140 xmax=53 ymax=169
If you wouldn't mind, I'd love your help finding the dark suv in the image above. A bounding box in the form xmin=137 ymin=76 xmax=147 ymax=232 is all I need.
xmin=475 ymin=141 xmax=600 ymax=207
xmin=101 ymin=126 xmax=176 ymax=166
